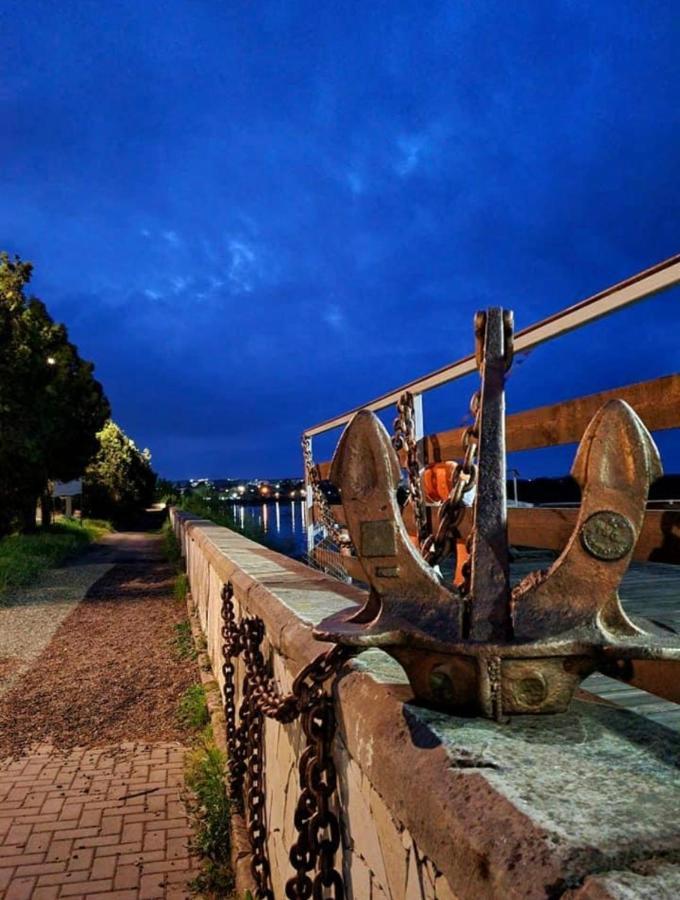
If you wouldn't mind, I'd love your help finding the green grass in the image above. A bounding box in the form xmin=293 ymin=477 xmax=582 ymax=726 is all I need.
xmin=177 ymin=682 xmax=210 ymax=732
xmin=161 ymin=519 xmax=183 ymax=569
xmin=0 ymin=517 xmax=113 ymax=594
xmin=174 ymin=572 xmax=188 ymax=602
xmin=172 ymin=620 xmax=197 ymax=660
xmin=185 ymin=729 xmax=235 ymax=897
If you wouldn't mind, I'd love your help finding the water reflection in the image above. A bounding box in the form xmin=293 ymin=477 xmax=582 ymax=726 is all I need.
xmin=218 ymin=501 xmax=307 ymax=559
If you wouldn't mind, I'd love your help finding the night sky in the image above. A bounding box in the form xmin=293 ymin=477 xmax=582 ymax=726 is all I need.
xmin=2 ymin=1 xmax=678 ymax=479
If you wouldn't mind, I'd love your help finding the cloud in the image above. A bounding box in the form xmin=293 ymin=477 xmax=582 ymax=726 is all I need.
xmin=144 ymin=288 xmax=161 ymax=300
xmin=162 ymin=230 xmax=181 ymax=246
xmin=228 ymin=239 xmax=258 ymax=293
xmin=395 ymin=133 xmax=430 ymax=177
xmin=323 ymin=304 xmax=345 ymax=331
xmin=171 ymin=275 xmax=189 ymax=293
xmin=345 ymin=170 xmax=365 ymax=195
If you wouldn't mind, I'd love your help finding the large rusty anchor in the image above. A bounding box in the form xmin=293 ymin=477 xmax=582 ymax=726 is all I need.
xmin=314 ymin=308 xmax=680 ymax=718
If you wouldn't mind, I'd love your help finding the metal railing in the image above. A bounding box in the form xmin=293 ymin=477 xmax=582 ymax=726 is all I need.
xmin=302 ymin=253 xmax=680 ymax=555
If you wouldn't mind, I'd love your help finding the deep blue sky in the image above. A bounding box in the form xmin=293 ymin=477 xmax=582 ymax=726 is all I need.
xmin=2 ymin=1 xmax=678 ymax=478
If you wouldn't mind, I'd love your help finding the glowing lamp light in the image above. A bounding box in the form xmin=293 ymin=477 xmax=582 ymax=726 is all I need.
xmin=46 ymin=356 xmax=56 ymax=365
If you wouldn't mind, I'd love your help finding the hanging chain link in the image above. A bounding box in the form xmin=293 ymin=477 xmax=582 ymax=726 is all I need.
xmin=221 ymin=582 xmax=350 ymax=899
xmin=392 ymin=391 xmax=428 ymax=545
xmin=302 ymin=435 xmax=354 ymax=551
xmin=407 ymin=311 xmax=514 ymax=591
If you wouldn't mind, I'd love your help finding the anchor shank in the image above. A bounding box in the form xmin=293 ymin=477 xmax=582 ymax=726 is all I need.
xmin=469 ymin=308 xmax=511 ymax=641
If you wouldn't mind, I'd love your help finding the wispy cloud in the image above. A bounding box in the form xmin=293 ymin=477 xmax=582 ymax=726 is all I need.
xmin=345 ymin=170 xmax=365 ymax=195
xmin=395 ymin=133 xmax=430 ymax=176
xmin=228 ymin=239 xmax=258 ymax=293
xmin=163 ymin=230 xmax=181 ymax=246
xmin=323 ymin=304 xmax=345 ymax=331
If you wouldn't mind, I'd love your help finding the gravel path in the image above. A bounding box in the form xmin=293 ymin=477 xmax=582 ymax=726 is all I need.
xmin=0 ymin=538 xmax=119 ymax=700
xmin=0 ymin=531 xmax=195 ymax=758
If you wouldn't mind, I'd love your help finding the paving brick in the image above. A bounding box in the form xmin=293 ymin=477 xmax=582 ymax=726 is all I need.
xmin=91 ymin=854 xmax=117 ymax=879
xmin=139 ymin=872 xmax=166 ymax=899
xmin=44 ymin=838 xmax=73 ymax=862
xmin=117 ymin=848 xmax=164 ymax=866
xmin=166 ymin=836 xmax=189 ymax=860
xmin=78 ymin=807 xmax=102 ymax=828
xmin=24 ymin=830 xmax=51 ymax=853
xmin=5 ymin=823 xmax=32 ymax=846
xmin=1 ymin=743 xmax=197 ymax=900
xmin=113 ymin=863 xmax=140 ymax=890
xmin=40 ymin=797 xmax=64 ymax=816
xmin=120 ymin=821 xmax=143 ymax=844
xmin=4 ymin=875 xmax=37 ymax=900
xmin=14 ymin=860 xmax=66 ymax=877
xmin=61 ymin=802 xmax=84 ymax=820
xmin=100 ymin=814 xmax=123 ymax=835
xmin=96 ymin=892 xmax=138 ymax=900
xmin=60 ymin=878 xmax=113 ymax=896
xmin=0 ymin=866 xmax=16 ymax=889
xmin=95 ymin=840 xmax=142 ymax=858
xmin=31 ymin=887 xmax=60 ymax=900
xmin=67 ymin=846 xmax=95 ymax=871
xmin=0 ymin=852 xmax=45 ymax=867
xmin=143 ymin=829 xmax=166 ymax=852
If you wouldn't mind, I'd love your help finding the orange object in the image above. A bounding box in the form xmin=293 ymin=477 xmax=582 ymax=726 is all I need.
xmin=453 ymin=539 xmax=470 ymax=587
xmin=422 ymin=461 xmax=457 ymax=503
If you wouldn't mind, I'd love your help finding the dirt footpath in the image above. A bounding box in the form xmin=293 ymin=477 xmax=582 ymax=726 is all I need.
xmin=0 ymin=527 xmax=201 ymax=899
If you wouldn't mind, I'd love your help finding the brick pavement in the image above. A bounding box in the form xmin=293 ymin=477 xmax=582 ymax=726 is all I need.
xmin=0 ymin=742 xmax=199 ymax=899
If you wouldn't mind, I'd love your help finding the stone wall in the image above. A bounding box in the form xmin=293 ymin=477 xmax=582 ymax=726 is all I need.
xmin=170 ymin=509 xmax=680 ymax=900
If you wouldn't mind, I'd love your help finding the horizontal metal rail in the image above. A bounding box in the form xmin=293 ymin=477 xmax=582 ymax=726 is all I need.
xmin=305 ymin=253 xmax=680 ymax=437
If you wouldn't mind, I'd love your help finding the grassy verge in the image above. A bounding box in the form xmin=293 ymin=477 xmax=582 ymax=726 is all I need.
xmin=0 ymin=517 xmax=113 ymax=594
xmin=162 ymin=519 xmax=183 ymax=568
xmin=177 ymin=682 xmax=235 ymax=897
xmin=185 ymin=726 xmax=235 ymax=898
xmin=167 ymin=519 xmax=239 ymax=897
xmin=177 ymin=682 xmax=210 ymax=732
xmin=160 ymin=518 xmax=189 ymax=602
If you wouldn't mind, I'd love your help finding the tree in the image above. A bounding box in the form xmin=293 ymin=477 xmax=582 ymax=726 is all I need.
xmin=83 ymin=421 xmax=156 ymax=524
xmin=0 ymin=253 xmax=110 ymax=533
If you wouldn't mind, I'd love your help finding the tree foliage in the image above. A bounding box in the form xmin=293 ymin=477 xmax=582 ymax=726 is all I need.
xmin=83 ymin=421 xmax=156 ymax=524
xmin=0 ymin=253 xmax=111 ymax=534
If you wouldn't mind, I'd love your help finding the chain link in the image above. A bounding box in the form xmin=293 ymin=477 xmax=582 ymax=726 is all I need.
xmin=221 ymin=582 xmax=350 ymax=899
xmin=302 ymin=435 xmax=354 ymax=551
xmin=417 ymin=310 xmax=514 ymax=592
xmin=392 ymin=391 xmax=428 ymax=545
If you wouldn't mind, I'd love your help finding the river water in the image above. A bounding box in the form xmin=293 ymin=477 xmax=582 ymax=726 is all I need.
xmin=225 ymin=501 xmax=309 ymax=559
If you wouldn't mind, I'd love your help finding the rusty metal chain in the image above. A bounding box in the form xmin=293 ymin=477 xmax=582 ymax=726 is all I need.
xmin=420 ymin=311 xmax=514 ymax=591
xmin=302 ymin=434 xmax=354 ymax=551
xmin=221 ymin=582 xmax=350 ymax=899
xmin=286 ymin=644 xmax=349 ymax=900
xmin=392 ymin=391 xmax=428 ymax=545
xmin=221 ymin=582 xmax=244 ymax=804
